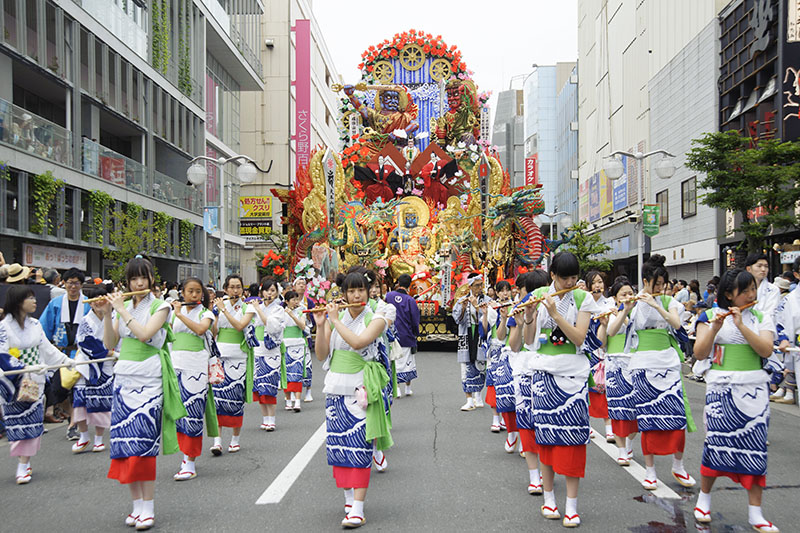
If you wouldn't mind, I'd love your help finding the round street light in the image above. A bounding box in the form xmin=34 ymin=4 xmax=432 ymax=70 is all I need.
xmin=236 ymin=162 xmax=258 ymax=184
xmin=561 ymin=214 xmax=573 ymax=229
xmin=654 ymin=156 xmax=676 ymax=179
xmin=602 ymin=156 xmax=625 ymax=181
xmin=186 ymin=161 xmax=207 ymax=186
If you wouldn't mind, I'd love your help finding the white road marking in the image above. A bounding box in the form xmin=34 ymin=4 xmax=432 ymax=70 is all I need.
xmin=255 ymin=421 xmax=327 ymax=505
xmin=588 ymin=428 xmax=680 ymax=499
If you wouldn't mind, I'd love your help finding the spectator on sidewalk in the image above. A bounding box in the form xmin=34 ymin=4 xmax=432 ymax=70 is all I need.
xmin=745 ymin=253 xmax=780 ymax=319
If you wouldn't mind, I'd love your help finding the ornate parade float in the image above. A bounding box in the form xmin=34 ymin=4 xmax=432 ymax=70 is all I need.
xmin=274 ymin=30 xmax=555 ymax=340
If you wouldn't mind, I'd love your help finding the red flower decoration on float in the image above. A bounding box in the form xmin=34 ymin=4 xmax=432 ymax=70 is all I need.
xmin=273 ymin=266 xmax=285 ymax=276
xmin=358 ymin=29 xmax=470 ymax=79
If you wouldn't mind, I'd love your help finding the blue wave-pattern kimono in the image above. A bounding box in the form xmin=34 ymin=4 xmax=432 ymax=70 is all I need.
xmin=525 ymin=285 xmax=600 ymax=447
xmin=73 ymin=312 xmax=113 ymax=415
xmin=453 ymin=293 xmax=487 ymax=393
xmin=695 ymin=308 xmax=774 ymax=478
xmin=110 ymin=294 xmax=171 ymax=459
xmin=323 ymin=308 xmax=387 ymax=469
xmin=213 ymin=299 xmax=254 ymax=417
xmin=624 ymin=295 xmax=689 ymax=434
xmin=171 ymin=305 xmax=213 ymax=439
xmin=0 ymin=316 xmax=70 ymax=449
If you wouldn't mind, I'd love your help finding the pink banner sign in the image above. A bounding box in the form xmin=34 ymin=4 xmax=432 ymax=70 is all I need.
xmin=294 ymin=19 xmax=311 ymax=171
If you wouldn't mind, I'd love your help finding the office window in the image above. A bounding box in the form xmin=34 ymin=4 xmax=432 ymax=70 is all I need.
xmin=656 ymin=190 xmax=668 ymax=226
xmin=681 ymin=177 xmax=697 ymax=218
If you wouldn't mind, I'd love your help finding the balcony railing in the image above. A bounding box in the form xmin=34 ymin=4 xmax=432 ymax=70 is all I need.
xmin=73 ymin=0 xmax=148 ymax=61
xmin=0 ymin=98 xmax=72 ymax=167
xmin=153 ymin=169 xmax=202 ymax=215
xmin=81 ymin=138 xmax=148 ymax=194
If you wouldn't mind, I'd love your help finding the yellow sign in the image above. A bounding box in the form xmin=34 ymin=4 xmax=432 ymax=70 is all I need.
xmin=239 ymin=196 xmax=273 ymax=218
xmin=600 ymin=170 xmax=613 ymax=217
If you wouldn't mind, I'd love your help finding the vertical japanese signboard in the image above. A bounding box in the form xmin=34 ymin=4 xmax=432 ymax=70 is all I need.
xmin=294 ymin=19 xmax=311 ymax=170
xmin=782 ymin=0 xmax=800 ymax=141
xmin=524 ymin=155 xmax=538 ymax=186
xmin=589 ymin=173 xmax=600 ymax=222
xmin=612 ymin=156 xmax=628 ymax=211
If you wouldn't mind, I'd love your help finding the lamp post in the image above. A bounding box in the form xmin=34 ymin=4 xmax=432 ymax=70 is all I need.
xmin=533 ymin=210 xmax=573 ymax=249
xmin=602 ymin=149 xmax=676 ymax=283
xmin=187 ymin=155 xmax=264 ymax=288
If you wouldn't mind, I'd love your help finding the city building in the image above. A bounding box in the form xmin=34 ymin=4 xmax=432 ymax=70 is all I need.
xmin=555 ymin=64 xmax=579 ymax=230
xmin=239 ymin=0 xmax=342 ymax=282
xmin=716 ymin=0 xmax=800 ymax=271
xmin=0 ymin=0 xmax=263 ymax=284
xmin=491 ymin=88 xmax=524 ymax=188
xmin=577 ymin=0 xmax=724 ymax=280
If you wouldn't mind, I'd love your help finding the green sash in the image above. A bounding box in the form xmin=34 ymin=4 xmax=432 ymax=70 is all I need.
xmin=712 ymin=344 xmax=762 ymax=371
xmin=330 ymin=349 xmax=393 ymax=451
xmin=218 ymin=327 xmax=254 ymax=403
xmin=391 ymin=360 xmax=398 ymax=398
xmin=172 ymin=332 xmax=204 ymax=352
xmin=119 ymin=337 xmax=187 ymax=455
xmin=205 ymin=385 xmax=219 ymax=437
xmin=631 ymin=327 xmax=696 ymax=433
xmin=607 ymin=334 xmax=626 ymax=353
xmin=538 ymin=328 xmax=579 ymax=355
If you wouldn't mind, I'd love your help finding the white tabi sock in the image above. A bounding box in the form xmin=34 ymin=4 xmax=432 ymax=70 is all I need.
xmin=141 ymin=499 xmax=154 ymax=519
xmin=748 ymin=505 xmax=767 ymax=526
xmin=94 ymin=434 xmax=104 ymax=446
xmin=625 ymin=437 xmax=635 ymax=454
xmin=618 ymin=446 xmax=627 ymax=459
xmin=605 ymin=423 xmax=613 ymax=435
xmin=565 ymin=497 xmax=578 ymax=517
xmin=213 ymin=436 xmax=222 ymax=447
xmin=344 ymin=488 xmax=354 ymax=507
xmin=16 ymin=462 xmax=28 ymax=477
xmin=492 ymin=415 xmax=501 ymax=426
xmin=268 ymin=416 xmax=276 ymax=425
xmin=645 ymin=466 xmax=657 ymax=480
xmin=184 ymin=460 xmax=196 ymax=473
xmin=529 ymin=468 xmax=540 ymax=485
xmin=373 ymin=448 xmax=384 ymax=462
xmin=404 ymin=383 xmax=411 ymax=393
xmin=672 ymin=457 xmax=686 ymax=475
xmin=466 ymin=397 xmax=474 ymax=407
xmin=350 ymin=499 xmax=364 ymax=518
xmin=263 ymin=415 xmax=270 ymax=425
xmin=543 ymin=490 xmax=556 ymax=509
xmin=79 ymin=431 xmax=89 ymax=443
xmin=230 ymin=434 xmax=240 ymax=446
xmin=696 ymin=490 xmax=711 ymax=512
xmin=132 ymin=498 xmax=143 ymax=518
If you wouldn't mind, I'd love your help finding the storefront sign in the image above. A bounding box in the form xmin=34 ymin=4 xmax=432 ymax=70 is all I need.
xmin=524 ymin=155 xmax=538 ymax=186
xmin=239 ymin=219 xmax=273 ymax=237
xmin=781 ymin=250 xmax=800 ymax=264
xmin=600 ymin=170 xmax=613 ymax=217
xmin=23 ymin=243 xmax=87 ymax=270
xmin=293 ymin=19 xmax=311 ymax=170
xmin=783 ymin=0 xmax=800 ymax=141
xmin=239 ymin=196 xmax=273 ymax=218
xmin=612 ymin=156 xmax=628 ymax=212
xmin=588 ymin=173 xmax=600 ymax=222
xmin=642 ymin=204 xmax=661 ymax=237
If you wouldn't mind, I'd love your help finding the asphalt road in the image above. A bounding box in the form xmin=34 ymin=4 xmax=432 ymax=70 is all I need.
xmin=2 ymin=349 xmax=798 ymax=532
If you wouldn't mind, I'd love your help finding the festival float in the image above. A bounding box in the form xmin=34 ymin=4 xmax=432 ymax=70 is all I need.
xmin=273 ymin=30 xmax=561 ymax=341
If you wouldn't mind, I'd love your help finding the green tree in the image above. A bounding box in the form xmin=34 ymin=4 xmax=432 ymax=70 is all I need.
xmin=104 ymin=203 xmax=156 ymax=283
xmin=686 ymin=131 xmax=800 ymax=253
xmin=563 ymin=220 xmax=613 ymax=274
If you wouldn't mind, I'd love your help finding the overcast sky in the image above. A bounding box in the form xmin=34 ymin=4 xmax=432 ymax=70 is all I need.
xmin=311 ymin=0 xmax=578 ymax=116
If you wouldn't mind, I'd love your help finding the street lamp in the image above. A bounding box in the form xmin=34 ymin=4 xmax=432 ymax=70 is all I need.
xmin=534 ymin=210 xmax=572 ymax=246
xmin=602 ymin=149 xmax=676 ymax=283
xmin=186 ymin=155 xmax=269 ymax=288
